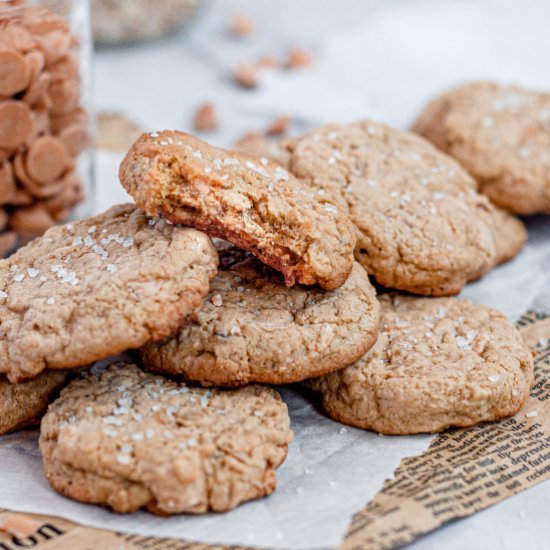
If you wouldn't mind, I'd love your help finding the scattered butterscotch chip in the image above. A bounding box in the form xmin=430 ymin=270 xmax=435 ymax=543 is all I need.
xmin=229 ymin=12 xmax=256 ymax=37
xmin=0 ymin=51 xmax=30 ymax=96
xmin=95 ymin=111 xmax=142 ymax=152
xmin=0 ymin=232 xmax=17 ymax=257
xmin=192 ymin=102 xmax=219 ymax=132
xmin=26 ymin=136 xmax=70 ymax=184
xmin=0 ymin=163 xmax=16 ymax=205
xmin=285 ymin=47 xmax=312 ymax=69
xmin=0 ymin=101 xmax=33 ymax=148
xmin=233 ymin=62 xmax=258 ymax=89
xmin=257 ymin=55 xmax=278 ymax=69
xmin=10 ymin=203 xmax=55 ymax=239
xmin=266 ymin=115 xmax=291 ymax=136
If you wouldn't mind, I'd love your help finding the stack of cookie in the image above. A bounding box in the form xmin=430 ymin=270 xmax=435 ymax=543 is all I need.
xmin=0 ymin=81 xmax=541 ymax=517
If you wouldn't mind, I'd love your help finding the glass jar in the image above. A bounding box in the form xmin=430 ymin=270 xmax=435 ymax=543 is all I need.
xmin=0 ymin=0 xmax=93 ymax=256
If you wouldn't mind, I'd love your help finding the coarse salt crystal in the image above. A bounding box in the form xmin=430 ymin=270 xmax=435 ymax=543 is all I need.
xmin=526 ymin=411 xmax=538 ymax=418
xmin=14 ymin=274 xmax=24 ymax=282
xmin=488 ymin=374 xmax=500 ymax=382
xmin=106 ymin=264 xmax=117 ymax=273
xmin=47 ymin=297 xmax=55 ymax=305
xmin=211 ymin=294 xmax=223 ymax=306
xmin=117 ymin=454 xmax=131 ymax=465
xmin=0 ymin=290 xmax=7 ymax=299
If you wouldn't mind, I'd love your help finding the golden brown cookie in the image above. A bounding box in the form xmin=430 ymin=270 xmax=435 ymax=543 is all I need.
xmin=414 ymin=82 xmax=550 ymax=214
xmin=0 ymin=370 xmax=67 ymax=434
xmin=0 ymin=204 xmax=218 ymax=382
xmin=140 ymin=244 xmax=380 ymax=387
xmin=288 ymin=120 xmax=521 ymax=295
xmin=39 ymin=362 xmax=293 ymax=514
xmin=119 ymin=130 xmax=356 ymax=290
xmin=306 ymin=294 xmax=534 ymax=434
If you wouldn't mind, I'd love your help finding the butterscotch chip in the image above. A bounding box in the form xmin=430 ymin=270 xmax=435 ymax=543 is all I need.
xmin=9 ymin=204 xmax=55 ymax=238
xmin=39 ymin=362 xmax=292 ymax=514
xmin=23 ymin=71 xmax=52 ymax=106
xmin=192 ymin=102 xmax=218 ymax=132
xmin=266 ymin=115 xmax=291 ymax=136
xmin=26 ymin=136 xmax=70 ymax=184
xmin=56 ymin=124 xmax=88 ymax=157
xmin=233 ymin=63 xmax=257 ymax=89
xmin=48 ymin=78 xmax=80 ymax=115
xmin=21 ymin=5 xmax=70 ymax=36
xmin=229 ymin=12 xmax=256 ymax=37
xmin=0 ymin=204 xmax=219 ymax=382
xmin=285 ymin=47 xmax=312 ymax=69
xmin=24 ymin=49 xmax=45 ymax=82
xmin=43 ymin=171 xmax=83 ymax=214
xmin=141 ymin=248 xmax=380 ymax=386
xmin=0 ymin=370 xmax=68 ymax=435
xmin=0 ymin=149 xmax=10 ymax=163
xmin=0 ymin=50 xmax=30 ymax=96
xmin=0 ymin=101 xmax=33 ymax=148
xmin=306 ymin=295 xmax=534 ymax=434
xmin=0 ymin=232 xmax=17 ymax=258
xmin=8 ymin=189 xmax=33 ymax=206
xmin=14 ymin=153 xmax=65 ymax=200
xmin=0 ymin=24 xmax=36 ymax=52
xmin=37 ymin=29 xmax=71 ymax=65
xmin=51 ymin=208 xmax=70 ymax=223
xmin=0 ymin=163 xmax=16 ymax=205
xmin=48 ymin=52 xmax=79 ymax=80
xmin=119 ymin=130 xmax=356 ymax=290
xmin=29 ymin=108 xmax=50 ymax=140
xmin=289 ymin=120 xmax=504 ymax=295
xmin=257 ymin=56 xmax=278 ymax=69
xmin=414 ymin=82 xmax=550 ymax=214
xmin=50 ymin=107 xmax=88 ymax=134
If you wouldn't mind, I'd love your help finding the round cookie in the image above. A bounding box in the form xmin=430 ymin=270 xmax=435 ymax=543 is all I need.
xmin=0 ymin=370 xmax=67 ymax=435
xmin=0 ymin=204 xmax=218 ymax=383
xmin=306 ymin=294 xmax=534 ymax=434
xmin=119 ymin=130 xmax=356 ymax=290
xmin=414 ymin=82 xmax=550 ymax=214
xmin=39 ymin=362 xmax=293 ymax=514
xmin=140 ymin=244 xmax=380 ymax=387
xmin=288 ymin=120 xmax=517 ymax=296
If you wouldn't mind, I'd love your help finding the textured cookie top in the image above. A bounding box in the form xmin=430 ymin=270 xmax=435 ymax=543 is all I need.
xmin=40 ymin=363 xmax=293 ymax=514
xmin=0 ymin=204 xmax=218 ymax=382
xmin=308 ymin=295 xmax=534 ymax=434
xmin=0 ymin=370 xmax=67 ymax=435
xmin=140 ymin=244 xmax=380 ymax=386
xmin=288 ymin=120 xmax=500 ymax=296
xmin=414 ymin=82 xmax=550 ymax=214
xmin=119 ymin=130 xmax=356 ymax=290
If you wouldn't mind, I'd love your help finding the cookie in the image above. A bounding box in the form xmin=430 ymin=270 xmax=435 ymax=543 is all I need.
xmin=0 ymin=370 xmax=67 ymax=435
xmin=235 ymin=133 xmax=293 ymax=169
xmin=119 ymin=130 xmax=356 ymax=290
xmin=140 ymin=244 xmax=380 ymax=387
xmin=306 ymin=295 xmax=534 ymax=434
xmin=0 ymin=203 xmax=218 ymax=383
xmin=288 ymin=120 xmax=508 ymax=296
xmin=414 ymin=82 xmax=550 ymax=214
xmin=39 ymin=362 xmax=293 ymax=514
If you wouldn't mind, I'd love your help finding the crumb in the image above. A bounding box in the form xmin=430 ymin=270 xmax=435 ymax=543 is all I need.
xmin=229 ymin=12 xmax=255 ymax=37
xmin=192 ymin=102 xmax=219 ymax=132
xmin=235 ymin=131 xmax=263 ymax=148
xmin=233 ymin=63 xmax=258 ymax=89
xmin=266 ymin=116 xmax=292 ymax=136
xmin=286 ymin=47 xmax=312 ymax=69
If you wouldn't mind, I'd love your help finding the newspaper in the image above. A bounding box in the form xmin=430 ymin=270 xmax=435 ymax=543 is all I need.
xmin=0 ymin=311 xmax=548 ymax=550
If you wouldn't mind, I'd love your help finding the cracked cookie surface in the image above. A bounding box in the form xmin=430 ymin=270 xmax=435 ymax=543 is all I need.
xmin=140 ymin=243 xmax=380 ymax=387
xmin=0 ymin=204 xmax=218 ymax=382
xmin=0 ymin=370 xmax=68 ymax=434
xmin=414 ymin=82 xmax=550 ymax=214
xmin=39 ymin=362 xmax=293 ymax=514
xmin=119 ymin=130 xmax=356 ymax=290
xmin=288 ymin=120 xmax=518 ymax=296
xmin=306 ymin=294 xmax=534 ymax=434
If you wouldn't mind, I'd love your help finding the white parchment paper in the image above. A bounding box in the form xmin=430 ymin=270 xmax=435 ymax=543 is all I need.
xmin=0 ymin=1 xmax=549 ymax=548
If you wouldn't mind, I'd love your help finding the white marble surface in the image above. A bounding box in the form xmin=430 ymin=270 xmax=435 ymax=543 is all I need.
xmin=91 ymin=1 xmax=550 ymax=548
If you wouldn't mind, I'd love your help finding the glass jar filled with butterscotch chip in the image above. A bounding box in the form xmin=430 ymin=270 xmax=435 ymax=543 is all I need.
xmin=0 ymin=0 xmax=93 ymax=256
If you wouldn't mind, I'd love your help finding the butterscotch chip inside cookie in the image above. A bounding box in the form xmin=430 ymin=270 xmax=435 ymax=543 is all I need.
xmin=414 ymin=82 xmax=550 ymax=214
xmin=140 ymin=244 xmax=380 ymax=387
xmin=288 ymin=120 xmax=514 ymax=296
xmin=119 ymin=130 xmax=356 ymax=290
xmin=0 ymin=370 xmax=67 ymax=435
xmin=0 ymin=203 xmax=218 ymax=383
xmin=306 ymin=295 xmax=534 ymax=434
xmin=39 ymin=363 xmax=293 ymax=514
